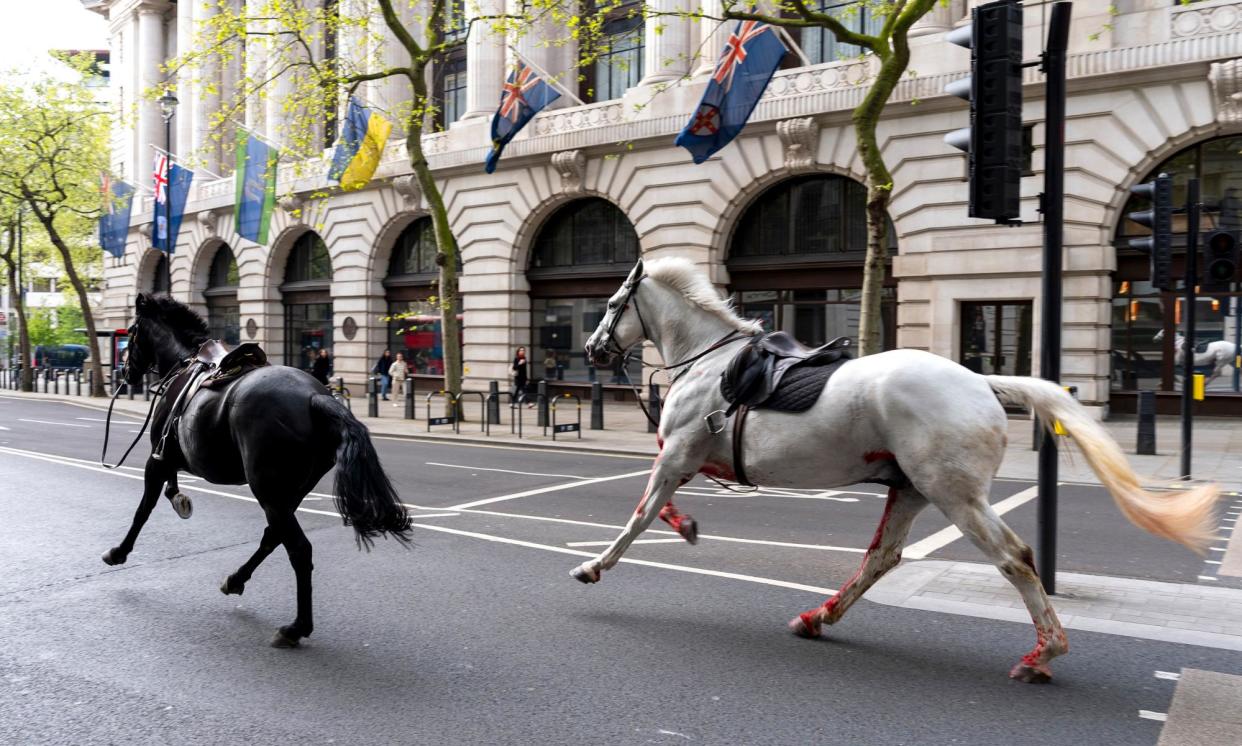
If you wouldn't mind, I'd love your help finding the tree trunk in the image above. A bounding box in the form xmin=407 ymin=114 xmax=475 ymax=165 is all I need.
xmin=29 ymin=207 xmax=106 ymax=397
xmin=407 ymin=70 xmax=462 ymax=411
xmin=2 ymin=225 xmax=32 ymax=391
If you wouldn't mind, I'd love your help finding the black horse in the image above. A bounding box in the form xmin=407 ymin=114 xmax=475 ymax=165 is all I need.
xmin=105 ymin=293 xmax=412 ymax=647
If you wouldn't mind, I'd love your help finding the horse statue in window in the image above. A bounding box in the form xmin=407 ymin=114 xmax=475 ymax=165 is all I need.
xmin=575 ymin=258 xmax=1219 ymax=683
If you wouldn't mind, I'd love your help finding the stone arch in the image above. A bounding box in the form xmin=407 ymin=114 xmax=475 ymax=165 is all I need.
xmin=135 ymin=247 xmax=168 ymax=295
xmin=188 ymin=238 xmax=230 ymax=307
xmin=512 ymin=191 xmax=643 ymax=275
xmin=367 ymin=210 xmax=432 ymax=295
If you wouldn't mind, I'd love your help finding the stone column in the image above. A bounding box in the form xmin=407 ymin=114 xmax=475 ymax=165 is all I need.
xmin=512 ymin=0 xmax=575 ymax=105
xmin=640 ymin=0 xmax=693 ymax=85
xmin=175 ymin=0 xmax=193 ymax=158
xmin=910 ymin=0 xmax=957 ymax=37
xmin=460 ymin=0 xmax=506 ymax=121
xmin=137 ymin=5 xmax=168 ymax=177
xmin=192 ymin=0 xmax=222 ymax=172
xmin=694 ymin=0 xmax=732 ymax=77
xmin=368 ymin=0 xmax=421 ymax=136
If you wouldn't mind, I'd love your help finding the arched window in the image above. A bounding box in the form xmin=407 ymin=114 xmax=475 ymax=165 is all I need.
xmin=1112 ymin=135 xmax=1242 ymax=396
xmin=727 ymin=175 xmax=898 ymax=351
xmin=204 ymin=244 xmax=239 ymax=345
xmin=384 ymin=218 xmax=460 ymax=377
xmin=281 ymin=232 xmax=333 ymax=373
xmin=530 ymin=198 xmax=639 ymax=272
xmin=528 ymin=198 xmax=641 ymax=385
xmin=151 ymin=253 xmax=169 ymax=294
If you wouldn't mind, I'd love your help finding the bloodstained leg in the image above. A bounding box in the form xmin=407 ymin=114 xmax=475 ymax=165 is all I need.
xmin=659 ymin=502 xmax=698 ymax=544
xmin=790 ymin=486 xmax=928 ymax=638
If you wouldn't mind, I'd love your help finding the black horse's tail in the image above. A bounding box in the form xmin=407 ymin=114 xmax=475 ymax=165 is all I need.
xmin=310 ymin=394 xmax=412 ymax=548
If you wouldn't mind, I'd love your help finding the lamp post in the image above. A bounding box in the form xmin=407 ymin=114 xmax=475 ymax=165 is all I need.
xmin=157 ymin=92 xmax=178 ymax=293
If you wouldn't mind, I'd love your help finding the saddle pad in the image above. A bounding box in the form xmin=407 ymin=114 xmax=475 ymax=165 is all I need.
xmin=759 ymin=358 xmax=848 ymax=413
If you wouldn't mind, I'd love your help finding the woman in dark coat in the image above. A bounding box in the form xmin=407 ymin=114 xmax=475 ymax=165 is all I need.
xmin=511 ymin=346 xmax=529 ymax=406
xmin=311 ymin=348 xmax=331 ymax=385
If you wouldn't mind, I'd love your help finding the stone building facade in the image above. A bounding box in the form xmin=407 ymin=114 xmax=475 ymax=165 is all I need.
xmin=85 ymin=0 xmax=1242 ymax=415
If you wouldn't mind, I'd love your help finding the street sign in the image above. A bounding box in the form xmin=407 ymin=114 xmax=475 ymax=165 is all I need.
xmin=428 ymin=416 xmax=456 ymax=427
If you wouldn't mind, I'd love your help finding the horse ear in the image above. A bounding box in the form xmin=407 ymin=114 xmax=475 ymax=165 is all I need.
xmin=626 ymin=259 xmax=644 ymax=285
xmin=135 ymin=293 xmax=148 ymax=312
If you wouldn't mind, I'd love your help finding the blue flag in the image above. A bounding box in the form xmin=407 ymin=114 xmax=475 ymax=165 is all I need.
xmin=160 ymin=163 xmax=193 ymax=254
xmin=485 ymin=60 xmax=561 ymax=174
xmin=99 ymin=175 xmax=134 ymax=259
xmin=234 ymin=132 xmax=278 ymax=244
xmin=675 ymin=21 xmax=786 ymax=164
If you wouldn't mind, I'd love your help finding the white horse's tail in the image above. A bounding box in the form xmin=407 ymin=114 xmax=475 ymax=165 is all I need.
xmin=986 ymin=375 xmax=1219 ymax=553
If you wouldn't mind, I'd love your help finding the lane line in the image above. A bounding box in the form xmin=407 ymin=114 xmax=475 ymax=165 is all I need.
xmin=675 ymin=487 xmax=862 ymax=503
xmin=0 ymin=445 xmax=840 ymax=598
xmin=445 ymin=469 xmax=652 ymax=510
xmin=451 ymin=506 xmax=867 ymax=554
xmin=1138 ymin=710 xmax=1168 ymax=722
xmin=76 ymin=417 xmax=142 ymax=425
xmin=425 ymin=461 xmax=595 ymax=480
xmin=1206 ymin=560 xmax=1223 ymax=565
xmin=0 ymin=425 xmax=8 ymax=431
xmin=1198 ymin=575 xmax=1218 ymax=582
xmin=18 ymin=418 xmax=90 ymax=428
xmin=1154 ymin=670 xmax=1181 ymax=681
xmin=903 ymin=486 xmax=1041 ymax=560
xmin=407 ymin=513 xmax=460 ymax=519
xmin=373 ymin=434 xmax=654 ymax=461
xmin=566 ymin=538 xmax=685 ymax=547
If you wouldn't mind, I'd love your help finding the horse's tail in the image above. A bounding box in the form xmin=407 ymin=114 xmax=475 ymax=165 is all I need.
xmin=310 ymin=394 xmax=412 ymax=549
xmin=984 ymin=375 xmax=1218 ymax=552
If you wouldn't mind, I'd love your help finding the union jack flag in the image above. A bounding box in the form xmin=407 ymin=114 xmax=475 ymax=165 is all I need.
xmin=500 ymin=63 xmax=539 ymax=123
xmin=712 ymin=21 xmax=772 ymax=92
xmin=485 ymin=57 xmax=561 ymax=174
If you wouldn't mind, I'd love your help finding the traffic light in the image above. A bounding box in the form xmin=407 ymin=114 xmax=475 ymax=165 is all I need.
xmin=944 ymin=0 xmax=1024 ymax=223
xmin=1128 ymin=173 xmax=1173 ymax=291
xmin=1204 ymin=229 xmax=1239 ymax=289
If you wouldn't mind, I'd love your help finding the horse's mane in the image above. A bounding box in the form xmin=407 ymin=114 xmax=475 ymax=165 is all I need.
xmin=138 ymin=294 xmax=211 ymax=350
xmin=644 ymin=257 xmax=763 ymax=335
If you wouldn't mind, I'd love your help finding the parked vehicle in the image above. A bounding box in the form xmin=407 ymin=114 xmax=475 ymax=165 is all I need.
xmin=32 ymin=344 xmax=88 ymax=370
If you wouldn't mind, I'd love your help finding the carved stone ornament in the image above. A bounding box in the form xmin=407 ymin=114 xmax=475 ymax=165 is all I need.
xmin=245 ymin=318 xmax=258 ymax=339
xmin=278 ymin=193 xmax=305 ymax=221
xmin=552 ymin=150 xmax=587 ymax=193
xmin=777 ymin=118 xmax=820 ymax=172
xmin=196 ymin=208 xmax=220 ymax=237
xmin=1210 ymin=58 xmax=1242 ymax=124
xmin=342 ymin=316 xmax=358 ymax=341
xmin=392 ymin=175 xmax=422 ymax=208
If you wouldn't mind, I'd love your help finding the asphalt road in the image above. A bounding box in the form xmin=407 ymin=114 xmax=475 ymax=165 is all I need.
xmin=1 ymin=395 xmax=1238 ymax=745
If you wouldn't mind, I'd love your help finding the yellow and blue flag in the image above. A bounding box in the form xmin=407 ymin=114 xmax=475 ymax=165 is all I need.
xmin=329 ymin=97 xmax=392 ymax=191
xmin=676 ymin=21 xmax=786 ymax=164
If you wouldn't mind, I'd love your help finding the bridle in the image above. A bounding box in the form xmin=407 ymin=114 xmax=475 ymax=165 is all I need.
xmin=100 ymin=318 xmax=187 ymax=470
xmin=598 ymin=273 xmax=651 ymax=360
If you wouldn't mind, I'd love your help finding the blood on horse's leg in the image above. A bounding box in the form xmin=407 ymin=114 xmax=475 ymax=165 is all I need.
xmin=790 ymin=487 xmax=927 ymax=638
xmin=659 ymin=502 xmax=698 ymax=544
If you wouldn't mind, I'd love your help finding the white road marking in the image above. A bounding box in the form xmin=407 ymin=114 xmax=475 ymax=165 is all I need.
xmin=1138 ymin=710 xmax=1168 ymax=722
xmin=425 ymin=461 xmax=593 ymax=480
xmin=1198 ymin=575 xmax=1218 ymax=582
xmin=1211 ymin=546 xmax=1227 ymax=552
xmin=0 ymin=445 xmax=840 ymax=598
xmin=1154 ymin=670 xmax=1181 ymax=681
xmin=373 ymin=434 xmax=653 ymax=461
xmin=1206 ymin=560 xmax=1223 ymax=565
xmin=0 ymin=426 xmax=8 ymax=431
xmin=446 ymin=469 xmax=652 ymax=510
xmin=903 ymin=486 xmax=1041 ymax=560
xmin=76 ymin=417 xmax=142 ymax=425
xmin=675 ymin=486 xmax=862 ymax=503
xmin=566 ymin=538 xmax=686 ymax=547
xmin=407 ymin=513 xmax=460 ymax=519
xmin=17 ymin=418 xmax=90 ymax=428
xmin=452 ymin=506 xmax=867 ymax=554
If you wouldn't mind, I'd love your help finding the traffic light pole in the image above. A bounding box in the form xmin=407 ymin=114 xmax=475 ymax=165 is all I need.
xmin=1036 ymin=2 xmax=1072 ymax=596
xmin=1181 ymin=178 xmax=1200 ymax=480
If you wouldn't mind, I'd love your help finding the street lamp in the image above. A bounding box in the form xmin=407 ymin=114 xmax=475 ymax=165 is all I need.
xmin=157 ymin=92 xmax=178 ymax=293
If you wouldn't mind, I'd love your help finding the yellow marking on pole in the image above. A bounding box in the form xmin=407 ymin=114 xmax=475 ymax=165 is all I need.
xmin=1194 ymin=373 xmax=1206 ymax=401
xmin=1053 ymin=385 xmax=1076 ymax=436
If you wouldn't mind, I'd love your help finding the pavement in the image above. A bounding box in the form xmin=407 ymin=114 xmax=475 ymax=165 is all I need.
xmin=2 ymin=390 xmax=1242 ymax=743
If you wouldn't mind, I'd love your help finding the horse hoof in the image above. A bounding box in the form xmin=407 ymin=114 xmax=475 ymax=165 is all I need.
xmin=169 ymin=492 xmax=193 ymax=519
xmin=1009 ymin=662 xmax=1053 ymax=684
xmin=788 ymin=612 xmax=821 ymax=640
xmin=101 ymin=548 xmax=126 ymax=566
xmin=571 ymin=565 xmax=600 ymax=584
xmin=220 ymin=576 xmax=244 ymax=596
xmin=270 ymin=627 xmax=300 ymax=649
xmin=678 ymin=517 xmax=698 ymax=545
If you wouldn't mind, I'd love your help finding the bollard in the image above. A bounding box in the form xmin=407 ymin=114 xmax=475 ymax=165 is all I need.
xmin=591 ymin=381 xmax=604 ymax=430
xmin=42 ymin=367 xmax=49 ymax=393
xmin=144 ymin=372 xmax=152 ymax=401
xmin=537 ymin=380 xmax=549 ymax=428
xmin=368 ymin=376 xmax=379 ymax=418
xmin=648 ymin=382 xmax=662 ymax=434
xmin=487 ymin=380 xmax=501 ymax=425
xmin=53 ymin=370 xmax=59 ymax=395
xmin=403 ymin=376 xmax=414 ymax=419
xmin=1137 ymin=390 xmax=1157 ymax=455
xmin=76 ymin=369 xmax=82 ymax=397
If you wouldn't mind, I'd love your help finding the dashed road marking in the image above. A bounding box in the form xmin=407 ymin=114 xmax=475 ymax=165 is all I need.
xmin=1138 ymin=710 xmax=1168 ymax=722
xmin=904 ymin=486 xmax=1041 ymax=559
xmin=425 ymin=461 xmax=596 ymax=480
xmin=567 ymin=538 xmax=685 ymax=547
xmin=445 ymin=469 xmax=652 ymax=510
xmin=1154 ymin=670 xmax=1181 ymax=681
xmin=18 ymin=418 xmax=89 ymax=428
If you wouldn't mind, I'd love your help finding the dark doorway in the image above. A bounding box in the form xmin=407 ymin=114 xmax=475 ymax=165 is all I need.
xmin=960 ymin=301 xmax=1033 ymax=376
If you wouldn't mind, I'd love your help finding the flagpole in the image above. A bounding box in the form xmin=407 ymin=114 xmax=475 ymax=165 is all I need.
xmin=228 ymin=118 xmax=291 ymax=156
xmin=148 ymin=143 xmax=224 ymax=180
xmin=771 ymin=26 xmax=810 ymax=67
xmin=507 ymin=48 xmax=585 ymax=107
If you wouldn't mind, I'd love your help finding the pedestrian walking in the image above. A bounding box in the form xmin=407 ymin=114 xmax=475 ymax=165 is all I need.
xmin=388 ymin=352 xmax=408 ymax=406
xmin=311 ymin=348 xmax=331 ymax=386
xmin=511 ymin=346 xmax=530 ymax=407
xmin=374 ymin=349 xmax=394 ymax=401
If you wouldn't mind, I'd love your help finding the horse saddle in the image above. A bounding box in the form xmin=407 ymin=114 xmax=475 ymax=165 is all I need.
xmin=1193 ymin=340 xmax=1211 ymax=355
xmin=197 ymin=341 xmax=268 ymax=390
xmin=720 ymin=332 xmax=852 ymax=415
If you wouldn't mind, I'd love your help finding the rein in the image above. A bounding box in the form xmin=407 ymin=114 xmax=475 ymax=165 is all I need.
xmin=100 ymin=358 xmax=187 ymax=470
xmin=618 ymin=329 xmax=750 ymax=431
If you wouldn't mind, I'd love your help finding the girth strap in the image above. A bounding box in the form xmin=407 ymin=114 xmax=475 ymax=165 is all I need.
xmin=732 ymin=404 xmax=754 ymax=487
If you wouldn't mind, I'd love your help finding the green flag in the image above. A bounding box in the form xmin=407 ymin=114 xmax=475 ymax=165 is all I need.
xmin=234 ymin=131 xmax=278 ymax=244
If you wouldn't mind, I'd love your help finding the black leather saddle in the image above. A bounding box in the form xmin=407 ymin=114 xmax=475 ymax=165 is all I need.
xmin=153 ymin=341 xmax=269 ymax=460
xmin=1193 ymin=340 xmax=1211 ymax=355
xmin=720 ymin=332 xmax=852 ymax=415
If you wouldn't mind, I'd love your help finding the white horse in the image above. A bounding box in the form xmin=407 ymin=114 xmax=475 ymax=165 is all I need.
xmin=576 ymin=258 xmax=1219 ymax=683
xmin=1153 ymin=329 xmax=1239 ymax=385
